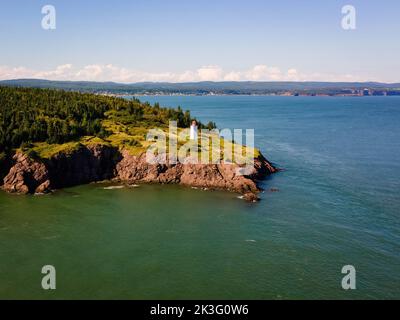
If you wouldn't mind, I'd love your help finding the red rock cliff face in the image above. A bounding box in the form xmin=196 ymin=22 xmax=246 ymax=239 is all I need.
xmin=1 ymin=144 xmax=277 ymax=201
xmin=46 ymin=144 xmax=121 ymax=189
xmin=3 ymin=152 xmax=50 ymax=194
xmin=116 ymin=151 xmax=276 ymax=200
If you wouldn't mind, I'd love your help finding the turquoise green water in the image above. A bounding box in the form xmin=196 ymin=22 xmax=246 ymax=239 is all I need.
xmin=1 ymin=96 xmax=399 ymax=299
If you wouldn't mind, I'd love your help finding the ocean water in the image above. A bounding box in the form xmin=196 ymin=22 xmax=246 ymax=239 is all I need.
xmin=0 ymin=96 xmax=399 ymax=299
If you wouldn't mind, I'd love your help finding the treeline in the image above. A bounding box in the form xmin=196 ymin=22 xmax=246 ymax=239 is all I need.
xmin=0 ymin=87 xmax=215 ymax=153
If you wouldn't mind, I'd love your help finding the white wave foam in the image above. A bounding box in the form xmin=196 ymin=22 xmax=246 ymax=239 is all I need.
xmin=103 ymin=185 xmax=124 ymax=190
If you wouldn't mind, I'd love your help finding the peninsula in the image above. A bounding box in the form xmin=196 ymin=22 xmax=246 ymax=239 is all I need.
xmin=0 ymin=87 xmax=276 ymax=201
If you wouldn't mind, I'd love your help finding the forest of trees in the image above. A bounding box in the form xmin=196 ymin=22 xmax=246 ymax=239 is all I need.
xmin=0 ymin=87 xmax=216 ymax=154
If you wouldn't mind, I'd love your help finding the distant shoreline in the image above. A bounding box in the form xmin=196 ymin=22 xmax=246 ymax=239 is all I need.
xmin=1 ymin=79 xmax=400 ymax=97
xmin=114 ymin=93 xmax=400 ymax=98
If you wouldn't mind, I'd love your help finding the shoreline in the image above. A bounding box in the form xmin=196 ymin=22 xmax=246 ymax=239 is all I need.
xmin=0 ymin=144 xmax=277 ymax=202
xmin=102 ymin=93 xmax=400 ymax=98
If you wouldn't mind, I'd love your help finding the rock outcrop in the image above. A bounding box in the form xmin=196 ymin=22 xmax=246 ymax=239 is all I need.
xmin=1 ymin=144 xmax=277 ymax=201
xmin=115 ymin=151 xmax=274 ymax=196
xmin=46 ymin=144 xmax=121 ymax=189
xmin=3 ymin=152 xmax=50 ymax=194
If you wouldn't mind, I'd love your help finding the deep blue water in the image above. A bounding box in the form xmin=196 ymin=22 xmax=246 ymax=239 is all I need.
xmin=135 ymin=95 xmax=400 ymax=298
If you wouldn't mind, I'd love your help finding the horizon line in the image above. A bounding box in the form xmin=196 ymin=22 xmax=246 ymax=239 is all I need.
xmin=1 ymin=78 xmax=400 ymax=85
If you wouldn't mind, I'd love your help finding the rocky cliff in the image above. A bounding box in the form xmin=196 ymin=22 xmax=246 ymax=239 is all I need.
xmin=1 ymin=144 xmax=277 ymax=201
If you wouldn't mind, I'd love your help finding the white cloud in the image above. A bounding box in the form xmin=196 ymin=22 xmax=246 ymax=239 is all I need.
xmin=0 ymin=66 xmax=36 ymax=79
xmin=196 ymin=65 xmax=223 ymax=81
xmin=287 ymin=68 xmax=299 ymax=81
xmin=0 ymin=64 xmax=371 ymax=83
xmin=245 ymin=65 xmax=283 ymax=81
xmin=177 ymin=70 xmax=196 ymax=82
xmin=76 ymin=64 xmax=104 ymax=79
xmin=223 ymin=71 xmax=241 ymax=81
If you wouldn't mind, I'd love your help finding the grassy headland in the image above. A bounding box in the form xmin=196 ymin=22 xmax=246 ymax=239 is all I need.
xmin=0 ymin=87 xmax=256 ymax=162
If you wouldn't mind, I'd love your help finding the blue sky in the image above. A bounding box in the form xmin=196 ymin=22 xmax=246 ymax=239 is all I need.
xmin=0 ymin=0 xmax=399 ymax=82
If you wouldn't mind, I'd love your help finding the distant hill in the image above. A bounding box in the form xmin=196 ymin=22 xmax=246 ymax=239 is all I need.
xmin=1 ymin=79 xmax=400 ymax=96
